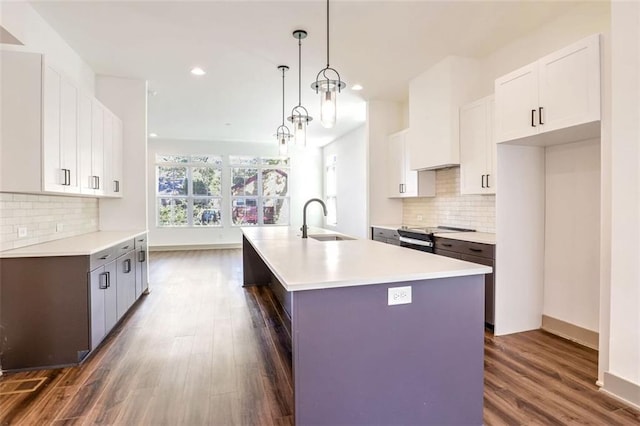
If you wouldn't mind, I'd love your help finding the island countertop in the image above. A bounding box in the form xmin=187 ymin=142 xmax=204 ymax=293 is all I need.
xmin=242 ymin=227 xmax=492 ymax=291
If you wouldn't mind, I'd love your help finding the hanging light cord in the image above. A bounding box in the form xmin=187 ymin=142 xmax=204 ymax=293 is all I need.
xmin=281 ymin=67 xmax=286 ymax=125
xmin=326 ymin=0 xmax=330 ymax=67
xmin=297 ymin=36 xmax=302 ymax=106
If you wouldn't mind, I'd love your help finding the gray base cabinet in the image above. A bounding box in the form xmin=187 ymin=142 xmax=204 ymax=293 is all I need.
xmin=434 ymin=237 xmax=496 ymax=329
xmin=0 ymin=232 xmax=148 ymax=371
xmin=135 ymin=234 xmax=148 ymax=296
xmin=371 ymin=227 xmax=401 ymax=246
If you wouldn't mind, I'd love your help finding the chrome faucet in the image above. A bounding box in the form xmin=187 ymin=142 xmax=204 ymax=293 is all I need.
xmin=301 ymin=198 xmax=328 ymax=238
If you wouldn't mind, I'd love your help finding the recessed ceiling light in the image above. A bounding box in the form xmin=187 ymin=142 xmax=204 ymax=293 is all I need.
xmin=351 ymin=84 xmax=363 ymax=91
xmin=149 ymin=133 xmax=158 ymax=138
xmin=225 ymin=123 xmax=231 ymax=126
xmin=191 ymin=67 xmax=206 ymax=76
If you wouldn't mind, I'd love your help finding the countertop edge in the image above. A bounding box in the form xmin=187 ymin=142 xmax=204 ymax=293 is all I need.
xmin=0 ymin=230 xmax=148 ymax=258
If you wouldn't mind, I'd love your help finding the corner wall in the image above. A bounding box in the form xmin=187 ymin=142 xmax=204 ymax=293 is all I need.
xmin=322 ymin=125 xmax=367 ymax=238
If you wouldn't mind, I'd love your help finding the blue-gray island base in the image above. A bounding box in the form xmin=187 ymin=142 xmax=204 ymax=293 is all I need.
xmin=242 ymin=234 xmax=484 ymax=425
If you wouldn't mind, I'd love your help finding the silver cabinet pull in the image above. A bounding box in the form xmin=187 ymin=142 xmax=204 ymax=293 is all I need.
xmin=124 ymin=258 xmax=132 ymax=273
xmin=99 ymin=272 xmax=108 ymax=289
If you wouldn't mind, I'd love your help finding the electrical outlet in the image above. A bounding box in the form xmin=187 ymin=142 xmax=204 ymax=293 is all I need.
xmin=56 ymin=223 xmax=64 ymax=232
xmin=388 ymin=286 xmax=412 ymax=306
xmin=17 ymin=227 xmax=27 ymax=238
xmin=417 ymin=215 xmax=423 ymax=221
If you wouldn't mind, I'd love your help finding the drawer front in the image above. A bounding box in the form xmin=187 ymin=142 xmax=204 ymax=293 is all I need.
xmin=134 ymin=234 xmax=147 ymax=249
xmin=116 ymin=238 xmax=136 ymax=257
xmin=90 ymin=246 xmax=117 ymax=270
xmin=386 ymin=238 xmax=401 ymax=246
xmin=372 ymin=227 xmax=399 ymax=240
xmin=434 ymin=237 xmax=495 ymax=259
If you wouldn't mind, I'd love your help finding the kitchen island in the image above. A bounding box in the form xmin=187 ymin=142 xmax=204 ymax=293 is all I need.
xmin=242 ymin=227 xmax=492 ymax=425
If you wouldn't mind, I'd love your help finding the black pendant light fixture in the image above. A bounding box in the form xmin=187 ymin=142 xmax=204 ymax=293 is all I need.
xmin=311 ymin=0 xmax=345 ymax=129
xmin=287 ymin=29 xmax=313 ymax=147
xmin=276 ymin=65 xmax=292 ymax=156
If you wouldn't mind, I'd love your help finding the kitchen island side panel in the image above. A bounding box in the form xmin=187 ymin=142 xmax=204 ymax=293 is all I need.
xmin=242 ymin=235 xmax=272 ymax=286
xmin=292 ymin=276 xmax=484 ymax=425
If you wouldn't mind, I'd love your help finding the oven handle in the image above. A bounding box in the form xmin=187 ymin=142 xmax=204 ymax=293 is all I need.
xmin=399 ymin=236 xmax=433 ymax=247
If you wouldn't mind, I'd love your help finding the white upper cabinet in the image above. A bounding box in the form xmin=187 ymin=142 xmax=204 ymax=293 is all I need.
xmin=387 ymin=129 xmax=435 ymax=198
xmin=460 ymin=95 xmax=496 ymax=195
xmin=111 ymin=116 xmax=124 ymax=197
xmin=0 ymin=51 xmax=123 ymax=197
xmin=495 ymin=34 xmax=601 ymax=145
xmin=408 ymin=56 xmax=479 ymax=170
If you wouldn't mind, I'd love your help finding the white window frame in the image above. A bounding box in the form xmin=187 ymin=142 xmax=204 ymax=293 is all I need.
xmin=156 ymin=154 xmax=223 ymax=228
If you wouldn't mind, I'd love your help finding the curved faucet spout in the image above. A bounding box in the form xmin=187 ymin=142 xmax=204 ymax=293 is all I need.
xmin=301 ymin=198 xmax=328 ymax=238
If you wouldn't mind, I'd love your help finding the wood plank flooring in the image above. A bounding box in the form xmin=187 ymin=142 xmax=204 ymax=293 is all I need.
xmin=0 ymin=249 xmax=638 ymax=425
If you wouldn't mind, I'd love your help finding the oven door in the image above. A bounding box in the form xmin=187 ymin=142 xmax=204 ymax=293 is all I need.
xmin=399 ymin=236 xmax=434 ymax=253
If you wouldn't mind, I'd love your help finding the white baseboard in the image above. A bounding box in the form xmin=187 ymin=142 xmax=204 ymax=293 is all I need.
xmin=541 ymin=315 xmax=599 ymax=350
xmin=601 ymin=372 xmax=640 ymax=411
xmin=149 ymin=243 xmax=241 ymax=252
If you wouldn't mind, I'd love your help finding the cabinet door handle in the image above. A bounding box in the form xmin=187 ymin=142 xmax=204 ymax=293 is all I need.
xmin=66 ymin=169 xmax=71 ymax=186
xmin=124 ymin=258 xmax=132 ymax=273
xmin=539 ymin=107 xmax=544 ymax=125
xmin=469 ymin=248 xmax=483 ymax=253
xmin=486 ymin=174 xmax=490 ymax=188
xmin=106 ymin=271 xmax=111 ymax=288
xmin=114 ymin=180 xmax=120 ymax=193
xmin=138 ymin=250 xmax=146 ymax=262
xmin=99 ymin=272 xmax=108 ymax=289
xmin=96 ymin=176 xmax=100 ymax=190
xmin=481 ymin=174 xmax=486 ymax=188
xmin=442 ymin=243 xmax=453 ymax=247
xmin=99 ymin=254 xmax=111 ymax=260
xmin=531 ymin=109 xmax=537 ymax=127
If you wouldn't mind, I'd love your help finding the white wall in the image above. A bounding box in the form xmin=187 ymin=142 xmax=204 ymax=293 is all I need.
xmin=322 ymin=125 xmax=367 ymax=238
xmin=96 ymin=77 xmax=149 ymax=232
xmin=544 ymin=139 xmax=600 ymax=332
xmin=147 ymin=139 xmax=322 ymax=248
xmin=0 ymin=2 xmax=95 ymax=94
xmin=602 ymin=0 xmax=640 ymax=405
xmin=479 ymin=1 xmax=610 ymax=98
xmin=367 ymin=101 xmax=403 ymax=229
xmin=495 ymin=144 xmax=545 ymax=336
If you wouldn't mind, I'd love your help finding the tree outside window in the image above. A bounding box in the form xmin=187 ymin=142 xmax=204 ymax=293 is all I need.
xmin=231 ymin=156 xmax=290 ymax=226
xmin=156 ymin=155 xmax=222 ymax=227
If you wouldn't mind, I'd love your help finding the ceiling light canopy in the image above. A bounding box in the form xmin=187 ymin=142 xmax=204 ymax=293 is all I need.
xmin=311 ymin=0 xmax=345 ymax=129
xmin=276 ymin=65 xmax=292 ymax=156
xmin=190 ymin=67 xmax=206 ymax=76
xmin=287 ymin=30 xmax=312 ymax=147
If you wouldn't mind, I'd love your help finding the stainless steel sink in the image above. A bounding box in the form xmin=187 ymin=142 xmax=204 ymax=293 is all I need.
xmin=308 ymin=234 xmax=355 ymax=241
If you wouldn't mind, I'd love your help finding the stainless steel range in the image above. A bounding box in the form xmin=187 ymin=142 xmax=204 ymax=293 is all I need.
xmin=397 ymin=226 xmax=475 ymax=253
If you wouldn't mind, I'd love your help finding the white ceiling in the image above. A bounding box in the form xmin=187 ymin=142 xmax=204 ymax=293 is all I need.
xmin=30 ymin=0 xmax=585 ymax=146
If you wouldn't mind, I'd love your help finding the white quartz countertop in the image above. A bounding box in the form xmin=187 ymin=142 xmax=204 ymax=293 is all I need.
xmin=433 ymin=232 xmax=496 ymax=245
xmin=242 ymin=227 xmax=492 ymax=291
xmin=0 ymin=230 xmax=147 ymax=258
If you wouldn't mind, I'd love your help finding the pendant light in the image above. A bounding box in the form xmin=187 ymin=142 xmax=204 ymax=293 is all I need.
xmin=287 ymin=30 xmax=312 ymax=147
xmin=311 ymin=0 xmax=345 ymax=129
xmin=276 ymin=65 xmax=292 ymax=156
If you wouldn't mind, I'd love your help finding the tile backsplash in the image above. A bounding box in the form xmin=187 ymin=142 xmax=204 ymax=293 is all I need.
xmin=0 ymin=193 xmax=98 ymax=251
xmin=403 ymin=167 xmax=496 ymax=233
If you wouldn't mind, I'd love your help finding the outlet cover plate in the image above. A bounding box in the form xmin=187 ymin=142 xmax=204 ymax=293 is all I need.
xmin=17 ymin=227 xmax=27 ymax=238
xmin=388 ymin=286 xmax=412 ymax=306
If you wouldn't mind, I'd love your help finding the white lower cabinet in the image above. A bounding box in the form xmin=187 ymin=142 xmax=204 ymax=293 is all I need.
xmin=460 ymin=95 xmax=496 ymax=195
xmin=388 ymin=129 xmax=435 ymax=198
xmin=0 ymin=50 xmax=124 ymax=197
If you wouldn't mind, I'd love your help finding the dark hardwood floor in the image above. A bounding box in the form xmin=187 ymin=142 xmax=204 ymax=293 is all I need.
xmin=1 ymin=249 xmax=638 ymax=425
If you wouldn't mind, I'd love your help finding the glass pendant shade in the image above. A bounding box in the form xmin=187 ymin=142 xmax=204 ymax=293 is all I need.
xmin=320 ymin=88 xmax=337 ymax=128
xmin=294 ymin=119 xmax=307 ymax=147
xmin=279 ymin=135 xmax=288 ymax=155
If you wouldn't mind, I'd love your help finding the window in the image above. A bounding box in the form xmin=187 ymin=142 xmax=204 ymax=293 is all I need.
xmin=231 ymin=156 xmax=290 ymax=226
xmin=325 ymin=155 xmax=337 ymax=226
xmin=156 ymin=155 xmax=223 ymax=227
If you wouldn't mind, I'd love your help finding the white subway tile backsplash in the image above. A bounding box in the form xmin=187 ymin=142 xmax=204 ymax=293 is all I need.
xmin=403 ymin=167 xmax=495 ymax=233
xmin=0 ymin=193 xmax=99 ymax=251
